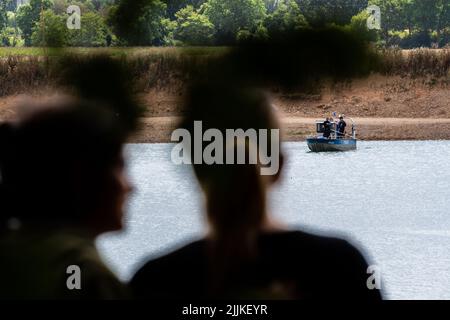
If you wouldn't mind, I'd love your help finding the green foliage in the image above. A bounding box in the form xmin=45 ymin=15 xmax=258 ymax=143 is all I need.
xmin=368 ymin=0 xmax=410 ymax=36
xmin=31 ymin=9 xmax=67 ymax=47
xmin=202 ymin=0 xmax=267 ymax=44
xmin=166 ymin=0 xmax=206 ymax=18
xmin=0 ymin=27 xmax=13 ymax=46
xmin=17 ymin=0 xmax=53 ymax=46
xmin=68 ymin=11 xmax=110 ymax=46
xmin=297 ymin=0 xmax=368 ymax=26
xmin=0 ymin=0 xmax=13 ymax=30
xmin=0 ymin=10 xmax=20 ymax=47
xmin=264 ymin=0 xmax=308 ymax=36
xmin=159 ymin=18 xmax=177 ymax=45
xmin=52 ymin=0 xmax=96 ymax=15
xmin=110 ymin=0 xmax=168 ymax=46
xmin=0 ymin=0 xmax=448 ymax=48
xmin=173 ymin=5 xmax=215 ymax=45
xmin=236 ymin=23 xmax=269 ymax=42
xmin=348 ymin=10 xmax=378 ymax=42
xmin=368 ymin=0 xmax=449 ymax=47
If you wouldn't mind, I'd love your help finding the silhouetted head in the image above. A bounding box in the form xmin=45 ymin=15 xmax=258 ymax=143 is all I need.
xmin=180 ymin=79 xmax=284 ymax=292
xmin=0 ymin=97 xmax=133 ymax=235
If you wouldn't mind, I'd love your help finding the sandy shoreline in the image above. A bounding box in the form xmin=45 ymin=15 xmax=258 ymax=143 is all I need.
xmin=1 ymin=74 xmax=449 ymax=142
xmin=131 ymin=116 xmax=450 ymax=143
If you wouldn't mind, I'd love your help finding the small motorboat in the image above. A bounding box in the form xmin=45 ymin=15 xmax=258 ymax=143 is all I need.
xmin=307 ymin=117 xmax=357 ymax=152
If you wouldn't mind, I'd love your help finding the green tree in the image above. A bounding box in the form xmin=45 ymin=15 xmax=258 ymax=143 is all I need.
xmin=91 ymin=0 xmax=115 ymax=11
xmin=236 ymin=22 xmax=269 ymax=42
xmin=173 ymin=5 xmax=215 ymax=45
xmin=348 ymin=10 xmax=378 ymax=42
xmin=410 ymin=0 xmax=449 ymax=45
xmin=264 ymin=0 xmax=280 ymax=13
xmin=1 ymin=11 xmax=22 ymax=46
xmin=166 ymin=0 xmax=206 ymax=18
xmin=68 ymin=11 xmax=109 ymax=46
xmin=297 ymin=0 xmax=368 ymax=26
xmin=202 ymin=0 xmax=267 ymax=44
xmin=110 ymin=0 xmax=168 ymax=45
xmin=369 ymin=0 xmax=449 ymax=47
xmin=368 ymin=0 xmax=410 ymax=44
xmin=436 ymin=0 xmax=449 ymax=46
xmin=0 ymin=0 xmax=13 ymax=32
xmin=264 ymin=0 xmax=308 ymax=36
xmin=94 ymin=0 xmax=116 ymax=18
xmin=16 ymin=0 xmax=52 ymax=46
xmin=52 ymin=0 xmax=96 ymax=15
xmin=31 ymin=9 xmax=67 ymax=47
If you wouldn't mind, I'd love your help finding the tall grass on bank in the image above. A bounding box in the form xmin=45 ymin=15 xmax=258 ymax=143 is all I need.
xmin=0 ymin=47 xmax=229 ymax=57
xmin=380 ymin=48 xmax=450 ymax=78
xmin=0 ymin=47 xmax=228 ymax=97
xmin=0 ymin=56 xmax=51 ymax=96
xmin=0 ymin=47 xmax=448 ymax=97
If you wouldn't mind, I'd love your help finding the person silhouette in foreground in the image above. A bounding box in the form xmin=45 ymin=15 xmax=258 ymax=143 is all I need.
xmin=0 ymin=97 xmax=135 ymax=299
xmin=131 ymin=81 xmax=382 ymax=300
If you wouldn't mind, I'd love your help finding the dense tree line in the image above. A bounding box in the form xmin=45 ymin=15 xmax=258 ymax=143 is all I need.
xmin=0 ymin=0 xmax=448 ymax=47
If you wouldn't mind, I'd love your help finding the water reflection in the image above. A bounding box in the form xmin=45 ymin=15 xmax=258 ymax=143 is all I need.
xmin=98 ymin=140 xmax=450 ymax=299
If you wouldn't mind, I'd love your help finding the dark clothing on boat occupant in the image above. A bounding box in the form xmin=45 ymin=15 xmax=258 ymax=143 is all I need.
xmin=337 ymin=119 xmax=346 ymax=138
xmin=323 ymin=120 xmax=331 ymax=138
xmin=131 ymin=231 xmax=382 ymax=300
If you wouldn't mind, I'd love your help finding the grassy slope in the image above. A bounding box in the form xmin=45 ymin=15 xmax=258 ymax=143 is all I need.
xmin=0 ymin=46 xmax=229 ymax=57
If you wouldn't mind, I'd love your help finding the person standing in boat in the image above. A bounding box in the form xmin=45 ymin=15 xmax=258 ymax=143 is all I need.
xmin=337 ymin=115 xmax=347 ymax=138
xmin=323 ymin=117 xmax=331 ymax=139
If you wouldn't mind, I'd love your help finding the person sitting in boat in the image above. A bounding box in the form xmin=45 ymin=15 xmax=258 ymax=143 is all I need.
xmin=323 ymin=118 xmax=331 ymax=139
xmin=337 ymin=115 xmax=347 ymax=138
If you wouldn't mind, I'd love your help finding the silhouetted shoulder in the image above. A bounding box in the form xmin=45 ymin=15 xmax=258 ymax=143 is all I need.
xmin=130 ymin=231 xmax=382 ymax=300
xmin=131 ymin=240 xmax=208 ymax=299
xmin=0 ymin=229 xmax=129 ymax=299
xmin=282 ymin=230 xmax=381 ymax=299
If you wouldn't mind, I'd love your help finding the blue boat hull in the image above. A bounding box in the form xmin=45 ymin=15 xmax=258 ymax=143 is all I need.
xmin=307 ymin=138 xmax=357 ymax=152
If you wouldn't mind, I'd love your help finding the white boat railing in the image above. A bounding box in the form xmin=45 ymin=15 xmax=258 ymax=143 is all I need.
xmin=330 ymin=128 xmax=356 ymax=140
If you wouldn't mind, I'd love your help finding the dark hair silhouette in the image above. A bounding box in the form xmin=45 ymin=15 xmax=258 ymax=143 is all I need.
xmin=180 ymin=80 xmax=282 ymax=293
xmin=0 ymin=56 xmax=141 ymax=233
xmin=0 ymin=100 xmax=127 ymax=231
xmin=0 ymin=56 xmax=141 ymax=299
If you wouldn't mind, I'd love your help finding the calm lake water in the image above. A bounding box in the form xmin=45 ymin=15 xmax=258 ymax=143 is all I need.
xmin=97 ymin=141 xmax=450 ymax=300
